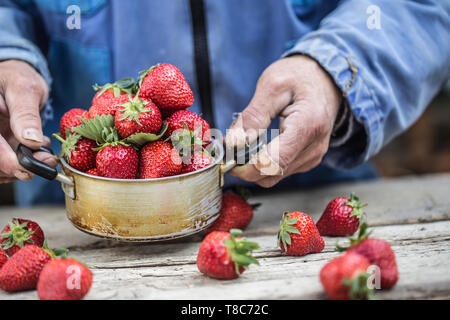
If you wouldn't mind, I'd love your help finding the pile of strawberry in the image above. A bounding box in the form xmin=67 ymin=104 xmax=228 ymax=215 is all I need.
xmin=196 ymin=191 xmax=399 ymax=300
xmin=0 ymin=218 xmax=92 ymax=300
xmin=55 ymin=63 xmax=212 ymax=179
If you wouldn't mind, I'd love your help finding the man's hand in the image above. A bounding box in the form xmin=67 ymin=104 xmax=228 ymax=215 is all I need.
xmin=0 ymin=60 xmax=56 ymax=183
xmin=227 ymin=55 xmax=342 ymax=187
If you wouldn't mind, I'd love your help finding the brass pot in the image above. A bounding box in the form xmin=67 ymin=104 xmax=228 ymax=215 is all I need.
xmin=17 ymin=141 xmax=246 ymax=241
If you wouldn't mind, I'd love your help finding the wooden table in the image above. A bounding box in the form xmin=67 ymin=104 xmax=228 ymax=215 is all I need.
xmin=1 ymin=173 xmax=449 ymax=300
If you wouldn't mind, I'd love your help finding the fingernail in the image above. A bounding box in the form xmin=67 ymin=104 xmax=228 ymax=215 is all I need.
xmin=22 ymin=128 xmax=43 ymax=143
xmin=14 ymin=170 xmax=32 ymax=180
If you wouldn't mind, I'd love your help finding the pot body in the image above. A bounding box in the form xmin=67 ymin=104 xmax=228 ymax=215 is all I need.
xmin=60 ymin=153 xmax=224 ymax=241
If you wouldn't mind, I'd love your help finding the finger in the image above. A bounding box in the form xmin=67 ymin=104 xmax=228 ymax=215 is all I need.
xmin=227 ymin=72 xmax=292 ymax=146
xmin=5 ymin=78 xmax=46 ymax=149
xmin=0 ymin=135 xmax=32 ymax=180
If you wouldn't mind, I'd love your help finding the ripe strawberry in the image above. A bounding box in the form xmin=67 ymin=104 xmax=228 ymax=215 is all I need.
xmin=181 ymin=151 xmax=212 ymax=174
xmin=206 ymin=187 xmax=259 ymax=234
xmin=338 ymin=223 xmax=399 ymax=289
xmin=138 ymin=63 xmax=194 ymax=116
xmin=90 ymin=78 xmax=135 ymax=119
xmin=37 ymin=258 xmax=93 ymax=300
xmin=320 ymin=252 xmax=374 ymax=300
xmin=0 ymin=245 xmax=51 ymax=292
xmin=167 ymin=110 xmax=211 ymax=144
xmin=60 ymin=108 xmax=89 ymax=139
xmin=139 ymin=141 xmax=182 ymax=179
xmin=278 ymin=211 xmax=324 ymax=256
xmin=85 ymin=168 xmax=100 ymax=176
xmin=196 ymin=229 xmax=259 ymax=279
xmin=316 ymin=193 xmax=367 ymax=236
xmin=0 ymin=251 xmax=7 ymax=269
xmin=0 ymin=218 xmax=45 ymax=257
xmin=96 ymin=144 xmax=139 ymax=179
xmin=114 ymin=96 xmax=162 ymax=138
xmin=53 ymin=133 xmax=97 ymax=172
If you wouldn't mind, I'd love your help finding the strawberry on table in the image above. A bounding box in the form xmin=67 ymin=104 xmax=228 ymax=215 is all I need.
xmin=53 ymin=133 xmax=97 ymax=172
xmin=0 ymin=245 xmax=52 ymax=292
xmin=278 ymin=211 xmax=324 ymax=256
xmin=196 ymin=229 xmax=259 ymax=280
xmin=181 ymin=151 xmax=212 ymax=174
xmin=316 ymin=193 xmax=367 ymax=236
xmin=138 ymin=63 xmax=194 ymax=118
xmin=60 ymin=108 xmax=89 ymax=139
xmin=206 ymin=187 xmax=259 ymax=234
xmin=114 ymin=96 xmax=162 ymax=138
xmin=139 ymin=141 xmax=182 ymax=179
xmin=37 ymin=258 xmax=93 ymax=300
xmin=338 ymin=223 xmax=399 ymax=289
xmin=320 ymin=252 xmax=375 ymax=300
xmin=0 ymin=218 xmax=45 ymax=257
xmin=0 ymin=251 xmax=7 ymax=269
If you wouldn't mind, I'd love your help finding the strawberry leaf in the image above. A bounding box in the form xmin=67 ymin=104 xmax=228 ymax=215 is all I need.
xmin=223 ymin=229 xmax=260 ymax=275
xmin=73 ymin=115 xmax=115 ymax=144
xmin=124 ymin=122 xmax=168 ymax=148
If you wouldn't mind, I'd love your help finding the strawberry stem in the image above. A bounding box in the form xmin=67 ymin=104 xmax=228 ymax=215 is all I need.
xmin=277 ymin=212 xmax=300 ymax=251
xmin=223 ymin=229 xmax=259 ymax=275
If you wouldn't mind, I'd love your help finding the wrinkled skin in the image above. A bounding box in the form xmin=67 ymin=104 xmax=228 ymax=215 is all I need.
xmin=227 ymin=55 xmax=342 ymax=188
xmin=0 ymin=60 xmax=56 ymax=183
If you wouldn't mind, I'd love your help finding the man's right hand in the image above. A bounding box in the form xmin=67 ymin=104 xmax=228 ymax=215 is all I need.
xmin=0 ymin=59 xmax=56 ymax=183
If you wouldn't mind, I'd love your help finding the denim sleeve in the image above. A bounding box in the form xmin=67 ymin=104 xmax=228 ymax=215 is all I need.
xmin=0 ymin=0 xmax=52 ymax=122
xmin=284 ymin=0 xmax=450 ymax=169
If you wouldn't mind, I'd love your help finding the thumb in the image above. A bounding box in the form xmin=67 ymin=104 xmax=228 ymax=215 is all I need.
xmin=5 ymin=79 xmax=47 ymax=149
xmin=226 ymin=75 xmax=292 ymax=147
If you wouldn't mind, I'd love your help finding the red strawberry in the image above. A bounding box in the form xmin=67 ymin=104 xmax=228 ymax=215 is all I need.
xmin=60 ymin=108 xmax=89 ymax=139
xmin=0 ymin=245 xmax=51 ymax=292
xmin=54 ymin=133 xmax=97 ymax=172
xmin=196 ymin=229 xmax=259 ymax=279
xmin=0 ymin=251 xmax=7 ymax=269
xmin=181 ymin=151 xmax=212 ymax=174
xmin=206 ymin=188 xmax=259 ymax=234
xmin=316 ymin=193 xmax=367 ymax=236
xmin=0 ymin=218 xmax=45 ymax=257
xmin=96 ymin=144 xmax=138 ymax=179
xmin=138 ymin=63 xmax=194 ymax=115
xmin=37 ymin=258 xmax=93 ymax=300
xmin=338 ymin=223 xmax=399 ymax=289
xmin=90 ymin=78 xmax=135 ymax=119
xmin=320 ymin=252 xmax=374 ymax=300
xmin=278 ymin=211 xmax=324 ymax=256
xmin=89 ymin=92 xmax=133 ymax=119
xmin=167 ymin=110 xmax=211 ymax=144
xmin=139 ymin=141 xmax=182 ymax=179
xmin=85 ymin=168 xmax=100 ymax=176
xmin=114 ymin=97 xmax=162 ymax=138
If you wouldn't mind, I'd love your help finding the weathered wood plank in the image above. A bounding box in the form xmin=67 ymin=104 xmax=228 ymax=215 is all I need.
xmin=1 ymin=220 xmax=449 ymax=300
xmin=0 ymin=174 xmax=449 ymax=252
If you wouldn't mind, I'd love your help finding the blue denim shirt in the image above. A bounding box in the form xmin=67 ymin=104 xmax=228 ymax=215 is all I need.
xmin=1 ymin=0 xmax=449 ymax=206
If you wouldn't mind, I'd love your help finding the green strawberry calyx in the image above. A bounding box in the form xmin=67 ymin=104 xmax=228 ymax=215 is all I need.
xmin=342 ymin=272 xmax=378 ymax=300
xmin=277 ymin=212 xmax=301 ymax=250
xmin=170 ymin=121 xmax=204 ymax=157
xmin=42 ymin=239 xmax=69 ymax=259
xmin=0 ymin=219 xmax=36 ymax=251
xmin=345 ymin=192 xmax=368 ymax=221
xmin=92 ymin=127 xmax=131 ymax=151
xmin=336 ymin=222 xmax=372 ymax=252
xmin=93 ymin=77 xmax=135 ymax=98
xmin=72 ymin=114 xmax=115 ymax=145
xmin=52 ymin=132 xmax=82 ymax=162
xmin=223 ymin=229 xmax=260 ymax=275
xmin=117 ymin=95 xmax=150 ymax=126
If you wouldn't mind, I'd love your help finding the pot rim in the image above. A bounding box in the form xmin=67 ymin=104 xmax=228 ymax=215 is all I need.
xmin=60 ymin=139 xmax=225 ymax=182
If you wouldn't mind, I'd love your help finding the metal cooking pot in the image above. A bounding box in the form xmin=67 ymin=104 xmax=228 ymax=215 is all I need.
xmin=16 ymin=139 xmax=263 ymax=241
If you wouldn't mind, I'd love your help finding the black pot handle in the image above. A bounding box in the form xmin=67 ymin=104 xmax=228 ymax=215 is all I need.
xmin=16 ymin=144 xmax=58 ymax=180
